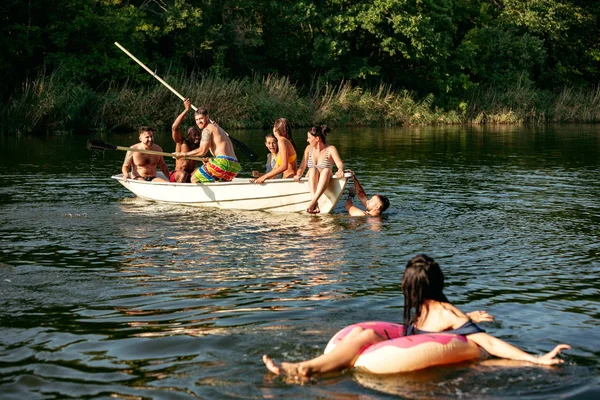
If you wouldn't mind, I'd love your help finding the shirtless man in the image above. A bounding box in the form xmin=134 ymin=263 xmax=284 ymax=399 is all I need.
xmin=174 ymin=106 xmax=241 ymax=183
xmin=121 ymin=127 xmax=169 ymax=182
xmin=170 ymin=99 xmax=201 ymax=182
xmin=345 ymin=171 xmax=390 ymax=216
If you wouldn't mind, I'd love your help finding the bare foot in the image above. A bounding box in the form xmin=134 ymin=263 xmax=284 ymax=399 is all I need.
xmin=263 ymin=354 xmax=281 ymax=374
xmin=262 ymin=355 xmax=311 ymax=379
xmin=306 ymin=204 xmax=320 ymax=214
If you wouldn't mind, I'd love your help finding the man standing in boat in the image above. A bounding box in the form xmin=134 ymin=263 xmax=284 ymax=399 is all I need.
xmin=345 ymin=171 xmax=390 ymax=216
xmin=170 ymin=99 xmax=201 ymax=182
xmin=122 ymin=126 xmax=170 ymax=182
xmin=174 ymin=105 xmax=241 ymax=183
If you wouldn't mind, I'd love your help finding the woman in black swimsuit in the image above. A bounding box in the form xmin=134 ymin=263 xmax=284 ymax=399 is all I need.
xmin=262 ymin=254 xmax=570 ymax=379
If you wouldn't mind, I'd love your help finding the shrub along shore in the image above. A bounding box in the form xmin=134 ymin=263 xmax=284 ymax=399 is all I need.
xmin=2 ymin=71 xmax=600 ymax=135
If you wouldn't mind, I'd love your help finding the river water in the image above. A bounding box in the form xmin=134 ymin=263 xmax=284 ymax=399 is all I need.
xmin=0 ymin=125 xmax=598 ymax=399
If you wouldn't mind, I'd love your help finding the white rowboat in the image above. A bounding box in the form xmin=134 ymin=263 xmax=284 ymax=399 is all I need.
xmin=111 ymin=173 xmax=351 ymax=213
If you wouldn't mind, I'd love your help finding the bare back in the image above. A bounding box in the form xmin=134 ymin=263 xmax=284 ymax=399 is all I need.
xmin=206 ymin=123 xmax=237 ymax=159
xmin=280 ymin=138 xmax=297 ymax=178
xmin=415 ymin=300 xmax=471 ymax=333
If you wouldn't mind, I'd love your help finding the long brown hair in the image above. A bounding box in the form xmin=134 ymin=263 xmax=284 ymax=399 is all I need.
xmin=274 ymin=118 xmax=295 ymax=149
xmin=402 ymin=254 xmax=449 ymax=335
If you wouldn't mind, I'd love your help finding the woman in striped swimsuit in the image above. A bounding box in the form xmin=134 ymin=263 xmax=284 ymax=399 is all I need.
xmin=294 ymin=125 xmax=344 ymax=213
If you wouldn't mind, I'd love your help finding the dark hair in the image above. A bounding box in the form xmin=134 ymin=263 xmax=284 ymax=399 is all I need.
xmin=194 ymin=107 xmax=209 ymax=117
xmin=308 ymin=125 xmax=331 ymax=144
xmin=274 ymin=118 xmax=295 ymax=148
xmin=187 ymin=126 xmax=200 ymax=136
xmin=139 ymin=126 xmax=153 ymax=134
xmin=402 ymin=254 xmax=449 ymax=335
xmin=186 ymin=126 xmax=201 ymax=149
xmin=376 ymin=195 xmax=390 ymax=212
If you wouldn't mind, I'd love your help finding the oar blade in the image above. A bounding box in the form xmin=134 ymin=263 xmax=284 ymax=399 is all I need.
xmin=87 ymin=139 xmax=117 ymax=151
xmin=230 ymin=135 xmax=258 ymax=161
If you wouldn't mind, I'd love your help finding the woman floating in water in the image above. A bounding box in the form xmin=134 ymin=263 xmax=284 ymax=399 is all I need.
xmin=294 ymin=125 xmax=344 ymax=213
xmin=263 ymin=254 xmax=570 ymax=378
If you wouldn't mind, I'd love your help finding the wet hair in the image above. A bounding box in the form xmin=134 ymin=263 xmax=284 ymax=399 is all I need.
xmin=375 ymin=195 xmax=390 ymax=212
xmin=308 ymin=125 xmax=331 ymax=144
xmin=194 ymin=107 xmax=209 ymax=117
xmin=274 ymin=118 xmax=295 ymax=148
xmin=139 ymin=126 xmax=153 ymax=134
xmin=402 ymin=254 xmax=449 ymax=335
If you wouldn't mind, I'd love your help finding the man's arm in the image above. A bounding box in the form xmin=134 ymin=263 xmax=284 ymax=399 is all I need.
xmin=352 ymin=173 xmax=369 ymax=208
xmin=158 ymin=156 xmax=169 ymax=178
xmin=122 ymin=151 xmax=133 ymax=181
xmin=346 ymin=196 xmax=367 ymax=216
xmin=172 ymin=99 xmax=191 ymax=144
xmin=184 ymin=127 xmax=211 ymax=157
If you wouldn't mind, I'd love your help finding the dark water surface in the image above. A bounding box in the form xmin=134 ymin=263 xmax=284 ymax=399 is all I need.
xmin=0 ymin=125 xmax=598 ymax=399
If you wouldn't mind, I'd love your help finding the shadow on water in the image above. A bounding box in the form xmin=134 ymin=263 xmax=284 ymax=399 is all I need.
xmin=0 ymin=125 xmax=599 ymax=398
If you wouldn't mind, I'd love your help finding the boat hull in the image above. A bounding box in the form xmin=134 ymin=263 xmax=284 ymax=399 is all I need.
xmin=111 ymin=173 xmax=350 ymax=213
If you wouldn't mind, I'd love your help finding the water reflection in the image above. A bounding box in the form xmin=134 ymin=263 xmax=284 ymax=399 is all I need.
xmin=0 ymin=126 xmax=599 ymax=398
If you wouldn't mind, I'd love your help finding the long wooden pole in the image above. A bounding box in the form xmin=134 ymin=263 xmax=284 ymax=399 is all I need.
xmin=87 ymin=139 xmax=207 ymax=162
xmin=114 ymin=42 xmax=198 ymax=111
xmin=114 ymin=42 xmax=258 ymax=160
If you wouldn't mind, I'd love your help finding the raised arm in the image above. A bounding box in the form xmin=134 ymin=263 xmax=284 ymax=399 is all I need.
xmin=172 ymin=99 xmax=192 ymax=144
xmin=351 ymin=172 xmax=369 ymax=208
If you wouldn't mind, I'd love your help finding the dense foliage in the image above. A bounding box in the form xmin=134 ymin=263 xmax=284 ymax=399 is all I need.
xmin=1 ymin=0 xmax=599 ymax=131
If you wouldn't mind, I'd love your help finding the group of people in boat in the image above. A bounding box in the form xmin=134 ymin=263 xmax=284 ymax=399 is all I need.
xmin=119 ymin=101 xmax=570 ymax=380
xmin=121 ymin=99 xmax=390 ymax=215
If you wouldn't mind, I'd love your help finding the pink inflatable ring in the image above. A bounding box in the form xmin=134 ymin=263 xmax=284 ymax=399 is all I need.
xmin=323 ymin=321 xmax=482 ymax=374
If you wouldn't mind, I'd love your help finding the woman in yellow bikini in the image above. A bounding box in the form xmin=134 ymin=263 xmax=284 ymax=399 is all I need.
xmin=252 ymin=118 xmax=297 ymax=183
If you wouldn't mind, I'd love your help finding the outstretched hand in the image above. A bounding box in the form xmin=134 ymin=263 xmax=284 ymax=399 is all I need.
xmin=467 ymin=310 xmax=495 ymax=323
xmin=252 ymin=176 xmax=267 ymax=184
xmin=534 ymin=344 xmax=571 ymax=365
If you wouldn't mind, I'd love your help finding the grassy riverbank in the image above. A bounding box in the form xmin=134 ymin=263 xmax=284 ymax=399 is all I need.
xmin=2 ymin=71 xmax=599 ymax=135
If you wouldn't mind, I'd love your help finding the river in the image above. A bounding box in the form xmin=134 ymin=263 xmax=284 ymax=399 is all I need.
xmin=0 ymin=124 xmax=598 ymax=399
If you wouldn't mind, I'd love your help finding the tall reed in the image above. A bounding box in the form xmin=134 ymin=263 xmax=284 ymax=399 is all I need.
xmin=2 ymin=69 xmax=599 ymax=136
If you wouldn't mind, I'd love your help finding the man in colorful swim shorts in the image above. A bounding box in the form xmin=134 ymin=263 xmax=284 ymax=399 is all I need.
xmin=121 ymin=126 xmax=169 ymax=182
xmin=174 ymin=107 xmax=241 ymax=183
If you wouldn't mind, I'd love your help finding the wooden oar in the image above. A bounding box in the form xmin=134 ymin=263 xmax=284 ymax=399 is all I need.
xmin=87 ymin=139 xmax=208 ymax=162
xmin=114 ymin=42 xmax=258 ymax=161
